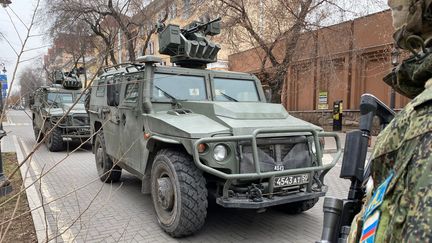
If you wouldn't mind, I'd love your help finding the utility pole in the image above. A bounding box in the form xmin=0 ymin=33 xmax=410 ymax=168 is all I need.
xmin=0 ymin=0 xmax=12 ymax=197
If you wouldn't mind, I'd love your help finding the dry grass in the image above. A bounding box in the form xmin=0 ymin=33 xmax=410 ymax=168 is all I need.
xmin=0 ymin=152 xmax=37 ymax=243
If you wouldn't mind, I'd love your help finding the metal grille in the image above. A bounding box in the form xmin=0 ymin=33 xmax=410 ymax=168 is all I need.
xmin=71 ymin=116 xmax=89 ymax=126
xmin=239 ymin=136 xmax=312 ymax=173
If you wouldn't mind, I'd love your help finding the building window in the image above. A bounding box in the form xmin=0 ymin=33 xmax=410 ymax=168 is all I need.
xmin=159 ymin=10 xmax=166 ymax=21
xmin=139 ymin=26 xmax=145 ymax=37
xmin=182 ymin=0 xmax=190 ymax=19
xmin=169 ymin=3 xmax=177 ymax=19
xmin=199 ymin=13 xmax=211 ymax=22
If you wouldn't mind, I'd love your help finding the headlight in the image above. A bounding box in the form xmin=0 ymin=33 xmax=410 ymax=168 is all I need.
xmin=213 ymin=144 xmax=227 ymax=161
xmin=311 ymin=138 xmax=325 ymax=155
xmin=311 ymin=140 xmax=316 ymax=154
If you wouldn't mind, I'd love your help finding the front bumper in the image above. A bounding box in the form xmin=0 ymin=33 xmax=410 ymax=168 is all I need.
xmin=217 ymin=187 xmax=327 ymax=209
xmin=58 ymin=125 xmax=91 ymax=139
xmin=193 ymin=127 xmax=341 ymax=180
xmin=193 ymin=127 xmax=342 ymax=208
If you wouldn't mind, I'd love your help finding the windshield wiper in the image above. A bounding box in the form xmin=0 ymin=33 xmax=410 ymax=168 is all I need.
xmin=219 ymin=91 xmax=238 ymax=102
xmin=155 ymin=85 xmax=184 ymax=106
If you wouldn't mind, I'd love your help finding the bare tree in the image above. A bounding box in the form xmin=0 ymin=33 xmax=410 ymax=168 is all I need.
xmin=45 ymin=0 xmax=173 ymax=64
xmin=45 ymin=0 xmax=120 ymax=65
xmin=18 ymin=61 xmax=45 ymax=107
xmin=214 ymin=0 xmax=347 ymax=103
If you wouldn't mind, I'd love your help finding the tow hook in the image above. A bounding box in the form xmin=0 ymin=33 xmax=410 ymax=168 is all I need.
xmin=248 ymin=184 xmax=264 ymax=202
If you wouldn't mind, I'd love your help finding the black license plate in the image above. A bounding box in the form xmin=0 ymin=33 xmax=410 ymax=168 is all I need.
xmin=274 ymin=174 xmax=309 ymax=187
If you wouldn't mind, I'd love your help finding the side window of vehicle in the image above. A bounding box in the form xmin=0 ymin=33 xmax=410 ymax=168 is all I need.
xmin=124 ymin=82 xmax=139 ymax=103
xmin=96 ymin=78 xmax=105 ymax=97
xmin=107 ymin=77 xmax=121 ymax=106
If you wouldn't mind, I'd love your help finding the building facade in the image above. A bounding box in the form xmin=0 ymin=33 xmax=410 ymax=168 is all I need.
xmin=229 ymin=10 xmax=410 ymax=112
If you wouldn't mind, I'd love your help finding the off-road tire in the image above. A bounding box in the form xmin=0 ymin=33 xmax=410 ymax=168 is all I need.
xmin=45 ymin=126 xmax=64 ymax=152
xmin=94 ymin=132 xmax=121 ymax=183
xmin=151 ymin=149 xmax=207 ymax=237
xmin=275 ymin=198 xmax=319 ymax=214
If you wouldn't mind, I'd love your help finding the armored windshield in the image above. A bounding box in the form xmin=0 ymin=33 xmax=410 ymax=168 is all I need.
xmin=47 ymin=92 xmax=84 ymax=104
xmin=214 ymin=78 xmax=259 ymax=102
xmin=152 ymin=73 xmax=207 ymax=101
xmin=47 ymin=93 xmax=73 ymax=104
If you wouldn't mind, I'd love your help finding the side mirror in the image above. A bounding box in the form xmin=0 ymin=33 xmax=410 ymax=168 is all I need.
xmin=107 ymin=80 xmax=120 ymax=106
xmin=29 ymin=94 xmax=35 ymax=106
xmin=263 ymin=86 xmax=272 ymax=102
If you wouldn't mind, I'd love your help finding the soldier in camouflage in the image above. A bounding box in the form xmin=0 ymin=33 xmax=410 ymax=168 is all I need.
xmin=348 ymin=0 xmax=432 ymax=242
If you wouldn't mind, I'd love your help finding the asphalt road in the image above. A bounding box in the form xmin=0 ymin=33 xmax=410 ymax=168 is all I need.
xmin=4 ymin=109 xmax=352 ymax=243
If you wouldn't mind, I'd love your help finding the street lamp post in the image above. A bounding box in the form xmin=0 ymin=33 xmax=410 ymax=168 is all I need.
xmin=0 ymin=0 xmax=14 ymax=197
xmin=390 ymin=47 xmax=400 ymax=110
xmin=0 ymin=63 xmax=11 ymax=197
xmin=0 ymin=0 xmax=11 ymax=8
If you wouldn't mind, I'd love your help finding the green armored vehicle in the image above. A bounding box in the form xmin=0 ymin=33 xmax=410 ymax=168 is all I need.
xmin=30 ymin=70 xmax=91 ymax=151
xmin=88 ymin=18 xmax=341 ymax=237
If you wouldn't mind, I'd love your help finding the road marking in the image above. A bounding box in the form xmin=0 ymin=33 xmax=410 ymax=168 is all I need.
xmin=15 ymin=136 xmax=76 ymax=242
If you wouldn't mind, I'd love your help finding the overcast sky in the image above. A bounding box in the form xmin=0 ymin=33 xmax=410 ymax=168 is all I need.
xmin=0 ymin=0 xmax=389 ymax=93
xmin=0 ymin=0 xmax=48 ymax=92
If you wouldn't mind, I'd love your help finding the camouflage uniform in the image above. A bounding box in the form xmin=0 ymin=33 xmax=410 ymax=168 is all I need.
xmin=348 ymin=0 xmax=432 ymax=242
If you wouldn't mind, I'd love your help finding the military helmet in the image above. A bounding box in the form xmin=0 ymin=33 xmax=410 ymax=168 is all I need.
xmin=383 ymin=0 xmax=432 ymax=99
xmin=389 ymin=0 xmax=432 ymax=49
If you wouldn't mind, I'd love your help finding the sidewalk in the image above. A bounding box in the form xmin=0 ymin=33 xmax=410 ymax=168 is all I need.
xmin=323 ymin=131 xmax=376 ymax=154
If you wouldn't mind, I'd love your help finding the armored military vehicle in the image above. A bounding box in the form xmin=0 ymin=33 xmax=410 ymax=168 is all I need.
xmin=88 ymin=18 xmax=341 ymax=237
xmin=30 ymin=70 xmax=90 ymax=151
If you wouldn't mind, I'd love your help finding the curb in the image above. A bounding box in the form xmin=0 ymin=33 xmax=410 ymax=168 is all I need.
xmin=13 ymin=135 xmax=54 ymax=243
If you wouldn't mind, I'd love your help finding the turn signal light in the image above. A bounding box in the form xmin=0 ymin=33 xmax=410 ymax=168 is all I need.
xmin=198 ymin=143 xmax=207 ymax=153
xmin=144 ymin=133 xmax=151 ymax=139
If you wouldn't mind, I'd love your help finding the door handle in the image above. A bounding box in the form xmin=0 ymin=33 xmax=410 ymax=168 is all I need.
xmin=121 ymin=114 xmax=126 ymax=126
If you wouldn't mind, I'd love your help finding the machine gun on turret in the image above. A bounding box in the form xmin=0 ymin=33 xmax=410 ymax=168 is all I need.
xmin=157 ymin=17 xmax=222 ymax=68
xmin=52 ymin=69 xmax=82 ymax=90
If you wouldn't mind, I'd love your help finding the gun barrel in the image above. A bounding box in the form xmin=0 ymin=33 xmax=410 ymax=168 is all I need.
xmin=183 ymin=17 xmax=222 ymax=34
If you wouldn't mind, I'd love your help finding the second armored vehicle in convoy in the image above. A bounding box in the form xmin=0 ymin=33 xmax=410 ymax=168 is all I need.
xmin=88 ymin=18 xmax=341 ymax=237
xmin=30 ymin=70 xmax=91 ymax=151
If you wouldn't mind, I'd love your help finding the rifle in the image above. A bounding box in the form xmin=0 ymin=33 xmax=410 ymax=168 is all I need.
xmin=317 ymin=94 xmax=395 ymax=243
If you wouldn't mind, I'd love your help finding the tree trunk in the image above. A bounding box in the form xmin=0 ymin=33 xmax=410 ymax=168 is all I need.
xmin=265 ymin=66 xmax=288 ymax=104
xmin=125 ymin=31 xmax=136 ymax=61
xmin=109 ymin=48 xmax=117 ymax=65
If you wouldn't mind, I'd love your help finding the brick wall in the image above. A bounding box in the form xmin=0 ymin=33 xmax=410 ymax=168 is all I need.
xmin=229 ymin=10 xmax=411 ymax=112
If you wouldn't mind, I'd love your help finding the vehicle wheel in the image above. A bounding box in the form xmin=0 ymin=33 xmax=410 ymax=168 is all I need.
xmin=45 ymin=126 xmax=64 ymax=152
xmin=275 ymin=198 xmax=319 ymax=214
xmin=94 ymin=132 xmax=121 ymax=183
xmin=151 ymin=149 xmax=207 ymax=237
